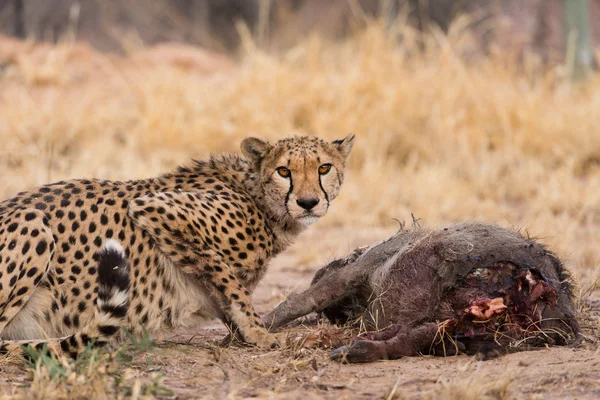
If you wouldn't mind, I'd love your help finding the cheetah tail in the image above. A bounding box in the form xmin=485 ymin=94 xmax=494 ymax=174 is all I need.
xmin=0 ymin=239 xmax=131 ymax=360
xmin=85 ymin=239 xmax=131 ymax=346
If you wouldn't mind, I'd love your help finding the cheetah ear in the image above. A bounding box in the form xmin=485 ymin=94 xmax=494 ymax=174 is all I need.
xmin=332 ymin=133 xmax=355 ymax=162
xmin=241 ymin=137 xmax=273 ymax=165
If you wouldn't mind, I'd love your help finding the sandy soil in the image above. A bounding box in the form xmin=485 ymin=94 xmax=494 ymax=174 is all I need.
xmin=1 ymin=226 xmax=597 ymax=400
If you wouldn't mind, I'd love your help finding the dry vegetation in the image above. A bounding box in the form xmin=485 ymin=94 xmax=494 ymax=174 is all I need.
xmin=0 ymin=18 xmax=599 ymax=399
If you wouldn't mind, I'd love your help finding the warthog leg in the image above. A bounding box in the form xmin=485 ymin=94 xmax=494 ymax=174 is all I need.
xmin=263 ymin=261 xmax=370 ymax=332
xmin=331 ymin=323 xmax=440 ymax=363
xmin=264 ymin=235 xmax=404 ymax=331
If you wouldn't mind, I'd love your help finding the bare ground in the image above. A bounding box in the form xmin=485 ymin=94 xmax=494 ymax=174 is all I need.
xmin=1 ymin=226 xmax=598 ymax=400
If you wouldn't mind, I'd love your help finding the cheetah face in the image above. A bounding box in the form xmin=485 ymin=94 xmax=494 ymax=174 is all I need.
xmin=242 ymin=134 xmax=355 ymax=227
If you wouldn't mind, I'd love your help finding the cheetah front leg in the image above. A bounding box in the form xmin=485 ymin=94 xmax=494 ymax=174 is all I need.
xmin=0 ymin=209 xmax=54 ymax=338
xmin=192 ymin=254 xmax=277 ymax=348
xmin=129 ymin=192 xmax=278 ymax=349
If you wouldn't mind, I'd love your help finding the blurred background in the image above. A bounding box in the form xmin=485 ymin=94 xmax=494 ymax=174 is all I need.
xmin=0 ymin=0 xmax=598 ymax=288
xmin=1 ymin=0 xmax=600 ymax=58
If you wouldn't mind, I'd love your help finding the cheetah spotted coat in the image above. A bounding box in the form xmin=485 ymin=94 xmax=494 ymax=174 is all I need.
xmin=0 ymin=135 xmax=355 ymax=357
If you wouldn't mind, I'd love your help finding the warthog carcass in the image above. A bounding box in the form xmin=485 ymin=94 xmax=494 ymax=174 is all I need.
xmin=264 ymin=222 xmax=581 ymax=363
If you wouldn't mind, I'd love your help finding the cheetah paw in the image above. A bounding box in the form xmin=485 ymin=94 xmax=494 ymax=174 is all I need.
xmin=245 ymin=327 xmax=280 ymax=349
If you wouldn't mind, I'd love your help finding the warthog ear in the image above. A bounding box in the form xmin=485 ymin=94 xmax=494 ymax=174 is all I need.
xmin=241 ymin=137 xmax=273 ymax=165
xmin=331 ymin=133 xmax=356 ymax=161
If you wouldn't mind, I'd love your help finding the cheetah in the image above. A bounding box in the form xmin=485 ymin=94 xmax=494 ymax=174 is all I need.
xmin=0 ymin=134 xmax=355 ymax=357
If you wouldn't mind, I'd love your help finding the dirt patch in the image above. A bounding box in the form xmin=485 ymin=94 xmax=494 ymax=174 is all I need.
xmin=126 ymin=329 xmax=600 ymax=399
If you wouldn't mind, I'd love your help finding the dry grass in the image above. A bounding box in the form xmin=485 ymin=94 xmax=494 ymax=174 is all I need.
xmin=1 ymin=21 xmax=598 ymax=285
xmin=425 ymin=371 xmax=513 ymax=400
xmin=1 ymin=16 xmax=600 ymax=399
xmin=0 ymin=335 xmax=172 ymax=400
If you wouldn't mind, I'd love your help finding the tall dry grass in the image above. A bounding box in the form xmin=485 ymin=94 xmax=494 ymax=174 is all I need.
xmin=0 ymin=21 xmax=599 ymax=287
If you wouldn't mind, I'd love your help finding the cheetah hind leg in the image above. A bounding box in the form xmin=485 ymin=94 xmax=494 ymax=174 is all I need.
xmin=0 ymin=239 xmax=131 ymax=360
xmin=0 ymin=209 xmax=55 ymax=336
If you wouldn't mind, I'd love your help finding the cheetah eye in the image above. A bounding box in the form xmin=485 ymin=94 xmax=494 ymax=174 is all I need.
xmin=276 ymin=167 xmax=291 ymax=178
xmin=318 ymin=164 xmax=332 ymax=175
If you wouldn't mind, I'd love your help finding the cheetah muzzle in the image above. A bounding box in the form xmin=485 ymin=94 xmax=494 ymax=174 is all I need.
xmin=0 ymin=134 xmax=355 ymax=357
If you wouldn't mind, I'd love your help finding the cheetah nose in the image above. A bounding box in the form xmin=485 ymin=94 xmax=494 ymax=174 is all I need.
xmin=296 ymin=198 xmax=319 ymax=210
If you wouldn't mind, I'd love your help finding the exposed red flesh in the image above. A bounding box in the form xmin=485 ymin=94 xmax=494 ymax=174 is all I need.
xmin=444 ymin=263 xmax=559 ymax=342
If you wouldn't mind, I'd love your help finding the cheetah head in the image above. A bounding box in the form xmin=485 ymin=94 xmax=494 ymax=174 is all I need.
xmin=241 ymin=134 xmax=355 ymax=228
